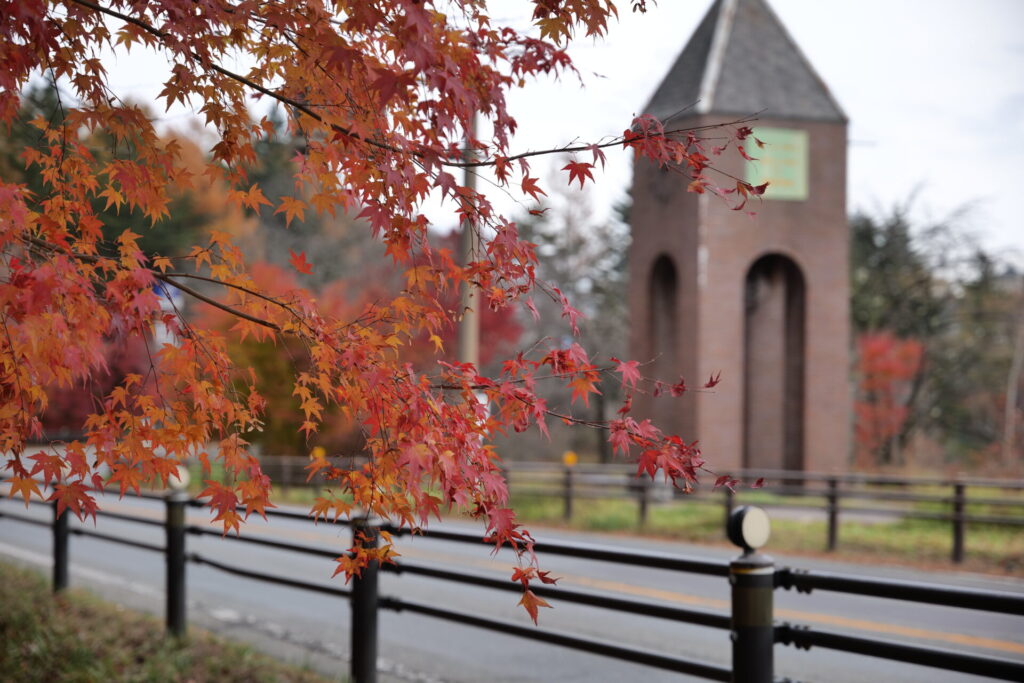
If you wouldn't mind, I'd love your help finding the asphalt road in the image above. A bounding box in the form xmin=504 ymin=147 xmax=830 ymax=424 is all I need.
xmin=1 ymin=494 xmax=1021 ymax=683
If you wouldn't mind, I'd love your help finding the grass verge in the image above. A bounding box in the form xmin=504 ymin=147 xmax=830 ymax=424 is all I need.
xmin=0 ymin=561 xmax=333 ymax=683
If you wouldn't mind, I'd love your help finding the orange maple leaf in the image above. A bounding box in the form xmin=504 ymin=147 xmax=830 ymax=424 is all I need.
xmin=8 ymin=476 xmax=42 ymax=505
xmin=275 ymin=195 xmax=307 ymax=227
xmin=518 ymin=589 xmax=552 ymax=625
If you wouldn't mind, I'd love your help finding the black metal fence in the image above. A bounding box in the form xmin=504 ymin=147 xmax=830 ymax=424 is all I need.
xmin=254 ymin=456 xmax=1024 ymax=562
xmin=2 ymin=493 xmax=1023 ymax=682
xmin=458 ymin=462 xmax=1021 ymax=564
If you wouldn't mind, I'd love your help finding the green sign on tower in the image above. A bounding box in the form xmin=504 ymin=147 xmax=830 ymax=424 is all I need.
xmin=745 ymin=128 xmax=809 ymax=201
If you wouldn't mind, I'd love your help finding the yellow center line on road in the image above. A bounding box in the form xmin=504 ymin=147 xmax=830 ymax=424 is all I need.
xmin=95 ymin=500 xmax=1024 ymax=657
xmin=565 ymin=573 xmax=1024 ymax=657
xmin=389 ymin=544 xmax=1024 ymax=656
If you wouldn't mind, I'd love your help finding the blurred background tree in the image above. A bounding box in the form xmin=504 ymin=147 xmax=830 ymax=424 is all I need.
xmin=1 ymin=85 xmax=214 ymax=258
xmin=1 ymin=84 xmax=241 ymax=439
xmin=496 ymin=182 xmax=631 ymax=463
xmin=197 ymin=115 xmax=523 ymax=455
xmin=850 ymin=204 xmax=1023 ymax=471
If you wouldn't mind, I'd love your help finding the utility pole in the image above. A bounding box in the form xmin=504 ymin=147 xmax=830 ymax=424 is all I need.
xmin=458 ymin=115 xmax=480 ymax=368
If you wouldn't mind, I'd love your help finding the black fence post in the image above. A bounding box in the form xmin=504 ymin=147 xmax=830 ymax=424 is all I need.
xmin=952 ymin=479 xmax=966 ymax=564
xmin=724 ymin=487 xmax=735 ymax=535
xmin=727 ymin=507 xmax=774 ymax=683
xmin=165 ymin=489 xmax=188 ymax=637
xmin=53 ymin=501 xmax=69 ymax=593
xmin=351 ymin=517 xmax=380 ymax=683
xmin=826 ymin=477 xmax=839 ymax=552
xmin=563 ymin=466 xmax=574 ymax=522
xmin=637 ymin=476 xmax=649 ymax=528
xmin=282 ymin=457 xmax=292 ymax=496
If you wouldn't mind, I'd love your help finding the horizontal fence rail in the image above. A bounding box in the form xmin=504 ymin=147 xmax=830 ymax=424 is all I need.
xmin=190 ymin=552 xmax=353 ymax=598
xmin=384 ymin=560 xmax=734 ymax=629
xmin=2 ymin=490 xmax=1023 ymax=682
xmin=421 ymin=462 xmax=1023 ymax=564
xmin=775 ymin=624 xmax=1024 ymax=680
xmin=378 ymin=595 xmax=734 ymax=682
xmin=250 ymin=455 xmax=1024 ymax=562
xmin=776 ymin=567 xmax=1024 ymax=616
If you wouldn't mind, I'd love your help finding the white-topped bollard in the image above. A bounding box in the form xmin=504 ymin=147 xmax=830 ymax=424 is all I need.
xmin=165 ymin=465 xmax=190 ymax=637
xmin=727 ymin=506 xmax=774 ymax=683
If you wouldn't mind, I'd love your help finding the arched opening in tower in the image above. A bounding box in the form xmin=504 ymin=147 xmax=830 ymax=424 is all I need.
xmin=649 ymin=255 xmax=679 ymax=428
xmin=743 ymin=254 xmax=806 ymax=471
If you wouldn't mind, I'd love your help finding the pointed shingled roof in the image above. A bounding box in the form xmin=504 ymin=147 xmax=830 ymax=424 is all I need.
xmin=643 ymin=0 xmax=846 ymax=124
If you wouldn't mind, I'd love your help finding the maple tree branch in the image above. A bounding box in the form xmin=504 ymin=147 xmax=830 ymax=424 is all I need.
xmin=157 ymin=284 xmax=251 ymax=416
xmin=160 ymin=272 xmax=308 ymax=328
xmin=157 ymin=276 xmax=282 ymax=332
xmin=454 ymin=116 xmax=759 ymax=169
xmin=139 ymin=331 xmax=172 ymax=417
xmin=21 ymin=235 xmax=283 ymax=332
xmin=505 ymin=391 xmax=732 ymax=488
xmin=68 ymin=0 xmax=758 ymax=177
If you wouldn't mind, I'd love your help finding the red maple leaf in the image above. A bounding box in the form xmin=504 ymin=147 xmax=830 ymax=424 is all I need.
xmin=521 ymin=175 xmax=546 ymax=201
xmin=288 ymin=249 xmax=313 ymax=275
xmin=608 ymin=419 xmax=632 ymax=455
xmin=49 ymin=482 xmax=98 ymax=522
xmin=29 ymin=452 xmax=64 ymax=487
xmin=610 ymin=356 xmax=641 ymax=390
xmin=561 ymin=160 xmax=595 ymax=189
xmin=714 ymin=475 xmax=738 ymax=492
xmin=703 ymin=371 xmax=722 ymax=388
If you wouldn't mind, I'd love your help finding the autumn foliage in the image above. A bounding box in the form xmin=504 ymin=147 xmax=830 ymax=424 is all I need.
xmin=854 ymin=331 xmax=924 ymax=467
xmin=1 ymin=0 xmax=757 ymax=615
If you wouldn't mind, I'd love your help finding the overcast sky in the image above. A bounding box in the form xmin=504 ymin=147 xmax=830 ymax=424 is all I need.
xmin=104 ymin=0 xmax=1024 ymax=261
xmin=494 ymin=0 xmax=1024 ymax=261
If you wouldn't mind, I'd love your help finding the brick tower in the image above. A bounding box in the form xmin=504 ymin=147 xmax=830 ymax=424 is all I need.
xmin=629 ymin=0 xmax=849 ymax=472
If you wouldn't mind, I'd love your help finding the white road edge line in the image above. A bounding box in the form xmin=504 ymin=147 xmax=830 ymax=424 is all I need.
xmin=0 ymin=540 xmax=162 ymax=598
